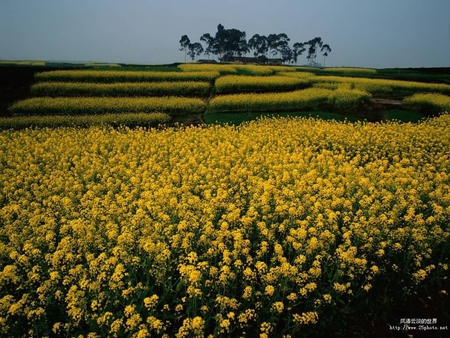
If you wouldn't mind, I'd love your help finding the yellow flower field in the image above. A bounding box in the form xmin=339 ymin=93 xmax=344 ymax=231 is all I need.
xmin=0 ymin=115 xmax=449 ymax=337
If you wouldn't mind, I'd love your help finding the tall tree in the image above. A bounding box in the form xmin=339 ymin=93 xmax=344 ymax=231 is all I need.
xmin=275 ymin=33 xmax=290 ymax=57
xmin=279 ymin=45 xmax=294 ymax=63
xmin=292 ymin=42 xmax=306 ymax=65
xmin=306 ymin=37 xmax=323 ymax=66
xmin=187 ymin=42 xmax=204 ymax=61
xmin=321 ymin=44 xmax=332 ymax=67
xmin=267 ymin=34 xmax=280 ymax=57
xmin=227 ymin=28 xmax=248 ymax=57
xmin=213 ymin=24 xmax=227 ymax=60
xmin=179 ymin=35 xmax=190 ymax=63
xmin=200 ymin=33 xmax=215 ymax=59
xmin=248 ymin=34 xmax=260 ymax=57
xmin=248 ymin=34 xmax=268 ymax=58
xmin=213 ymin=24 xmax=248 ymax=61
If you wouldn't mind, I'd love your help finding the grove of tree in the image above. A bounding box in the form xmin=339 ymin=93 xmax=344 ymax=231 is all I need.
xmin=180 ymin=24 xmax=331 ymax=65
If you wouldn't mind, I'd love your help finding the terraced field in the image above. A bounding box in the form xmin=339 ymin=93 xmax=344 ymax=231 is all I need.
xmin=4 ymin=64 xmax=450 ymax=129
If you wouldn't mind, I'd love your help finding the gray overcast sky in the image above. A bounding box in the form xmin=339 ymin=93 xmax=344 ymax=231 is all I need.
xmin=1 ymin=0 xmax=449 ymax=68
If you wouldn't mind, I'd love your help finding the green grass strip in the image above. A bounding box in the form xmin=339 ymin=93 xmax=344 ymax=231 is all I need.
xmin=203 ymin=111 xmax=366 ymax=125
xmin=383 ymin=109 xmax=427 ymax=123
xmin=322 ymin=67 xmax=378 ymax=74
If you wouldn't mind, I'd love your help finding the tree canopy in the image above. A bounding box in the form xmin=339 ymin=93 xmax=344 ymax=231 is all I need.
xmin=179 ymin=24 xmax=332 ymax=65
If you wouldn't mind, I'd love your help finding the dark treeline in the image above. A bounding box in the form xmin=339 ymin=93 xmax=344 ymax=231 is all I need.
xmin=179 ymin=24 xmax=332 ymax=66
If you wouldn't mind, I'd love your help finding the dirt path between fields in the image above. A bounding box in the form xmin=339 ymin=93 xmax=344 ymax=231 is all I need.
xmin=370 ymin=98 xmax=403 ymax=106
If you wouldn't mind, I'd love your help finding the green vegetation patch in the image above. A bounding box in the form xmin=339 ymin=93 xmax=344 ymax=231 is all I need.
xmin=382 ymin=109 xmax=427 ymax=123
xmin=322 ymin=67 xmax=378 ymax=75
xmin=204 ymin=110 xmax=365 ymax=125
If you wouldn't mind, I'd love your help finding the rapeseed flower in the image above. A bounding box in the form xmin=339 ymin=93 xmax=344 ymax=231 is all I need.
xmin=0 ymin=115 xmax=449 ymax=336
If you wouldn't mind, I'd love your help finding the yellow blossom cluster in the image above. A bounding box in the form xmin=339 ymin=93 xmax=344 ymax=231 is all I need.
xmin=0 ymin=113 xmax=449 ymax=337
xmin=327 ymin=87 xmax=371 ymax=108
